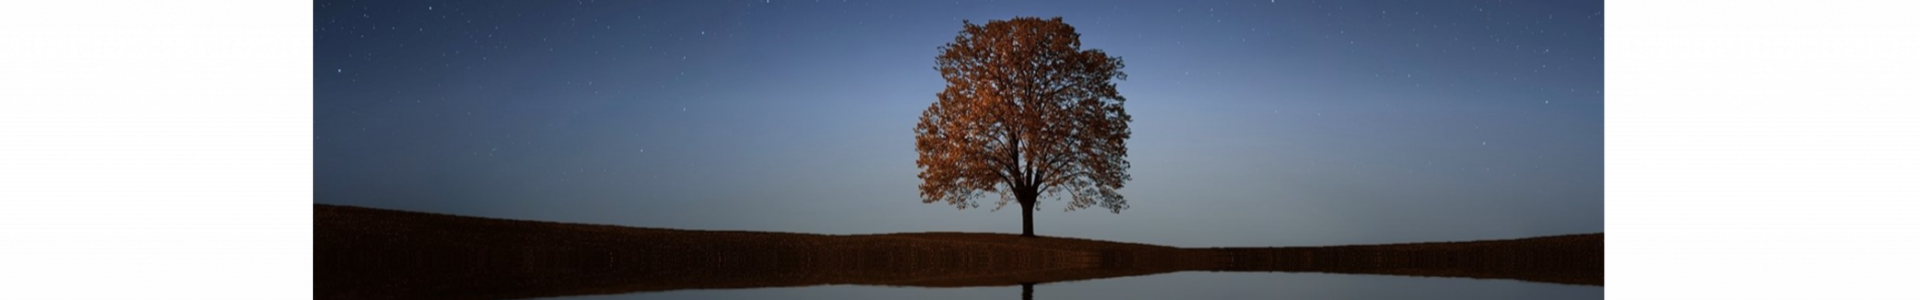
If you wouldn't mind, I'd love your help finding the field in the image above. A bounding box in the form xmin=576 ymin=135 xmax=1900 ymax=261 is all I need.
xmin=316 ymin=204 xmax=1601 ymax=299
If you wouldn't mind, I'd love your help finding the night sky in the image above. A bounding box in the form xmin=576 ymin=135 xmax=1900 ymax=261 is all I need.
xmin=314 ymin=0 xmax=1603 ymax=247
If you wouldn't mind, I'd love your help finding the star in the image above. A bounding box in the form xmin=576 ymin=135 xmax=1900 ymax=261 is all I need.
xmin=336 ymin=68 xmax=342 ymax=73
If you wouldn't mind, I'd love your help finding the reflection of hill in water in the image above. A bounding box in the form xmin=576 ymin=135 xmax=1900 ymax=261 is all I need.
xmin=316 ymin=204 xmax=1601 ymax=300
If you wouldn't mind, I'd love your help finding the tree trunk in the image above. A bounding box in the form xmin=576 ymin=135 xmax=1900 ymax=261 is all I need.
xmin=1019 ymin=201 xmax=1035 ymax=237
xmin=1017 ymin=189 xmax=1037 ymax=238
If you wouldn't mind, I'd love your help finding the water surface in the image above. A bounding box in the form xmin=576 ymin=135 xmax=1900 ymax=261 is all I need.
xmin=544 ymin=272 xmax=1601 ymax=300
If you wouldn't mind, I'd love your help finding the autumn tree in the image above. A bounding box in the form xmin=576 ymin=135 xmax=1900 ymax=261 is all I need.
xmin=914 ymin=16 xmax=1132 ymax=238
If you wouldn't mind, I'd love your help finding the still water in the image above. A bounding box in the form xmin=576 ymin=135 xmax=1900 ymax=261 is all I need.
xmin=542 ymin=272 xmax=1601 ymax=300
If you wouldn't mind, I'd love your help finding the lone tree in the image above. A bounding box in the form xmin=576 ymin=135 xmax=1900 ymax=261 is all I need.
xmin=914 ymin=16 xmax=1132 ymax=238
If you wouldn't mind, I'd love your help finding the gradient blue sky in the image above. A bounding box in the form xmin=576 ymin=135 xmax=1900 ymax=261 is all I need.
xmin=314 ymin=0 xmax=1602 ymax=247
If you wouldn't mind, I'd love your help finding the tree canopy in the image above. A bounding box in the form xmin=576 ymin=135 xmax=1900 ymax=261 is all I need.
xmin=914 ymin=16 xmax=1132 ymax=237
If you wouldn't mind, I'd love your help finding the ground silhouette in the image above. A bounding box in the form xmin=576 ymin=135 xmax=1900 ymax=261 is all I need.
xmin=316 ymin=204 xmax=1601 ymax=300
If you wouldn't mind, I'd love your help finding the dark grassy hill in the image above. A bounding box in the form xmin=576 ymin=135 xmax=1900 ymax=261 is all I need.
xmin=316 ymin=204 xmax=1600 ymax=300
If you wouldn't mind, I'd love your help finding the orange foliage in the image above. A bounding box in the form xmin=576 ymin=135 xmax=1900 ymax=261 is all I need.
xmin=915 ymin=17 xmax=1133 ymax=235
